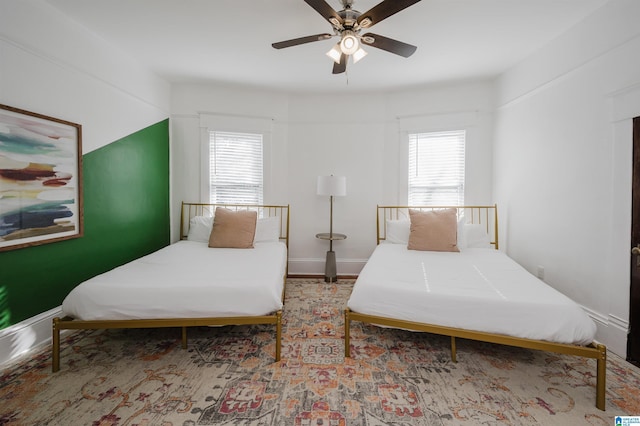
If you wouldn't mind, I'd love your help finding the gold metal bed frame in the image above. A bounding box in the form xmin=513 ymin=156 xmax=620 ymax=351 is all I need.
xmin=344 ymin=205 xmax=607 ymax=411
xmin=52 ymin=202 xmax=290 ymax=372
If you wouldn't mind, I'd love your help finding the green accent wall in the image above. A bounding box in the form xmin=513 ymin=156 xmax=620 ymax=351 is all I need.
xmin=0 ymin=119 xmax=170 ymax=329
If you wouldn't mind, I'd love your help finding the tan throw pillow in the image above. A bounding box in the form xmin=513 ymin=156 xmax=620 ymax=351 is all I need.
xmin=408 ymin=208 xmax=460 ymax=252
xmin=208 ymin=208 xmax=257 ymax=248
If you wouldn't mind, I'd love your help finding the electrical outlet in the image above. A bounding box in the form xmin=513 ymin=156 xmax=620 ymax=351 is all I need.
xmin=537 ymin=265 xmax=545 ymax=280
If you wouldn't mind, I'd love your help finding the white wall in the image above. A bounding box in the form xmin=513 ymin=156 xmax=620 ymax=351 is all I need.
xmin=0 ymin=0 xmax=170 ymax=153
xmin=171 ymin=81 xmax=494 ymax=275
xmin=493 ymin=0 xmax=640 ymax=356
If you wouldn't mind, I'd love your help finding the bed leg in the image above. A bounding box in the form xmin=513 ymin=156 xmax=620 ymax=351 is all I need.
xmin=450 ymin=336 xmax=457 ymax=363
xmin=181 ymin=327 xmax=187 ymax=349
xmin=275 ymin=310 xmax=282 ymax=362
xmin=344 ymin=308 xmax=351 ymax=358
xmin=52 ymin=317 xmax=60 ymax=373
xmin=596 ymin=343 xmax=607 ymax=411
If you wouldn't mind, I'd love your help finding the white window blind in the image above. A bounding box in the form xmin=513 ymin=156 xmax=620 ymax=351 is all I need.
xmin=209 ymin=131 xmax=263 ymax=204
xmin=408 ymin=130 xmax=465 ymax=205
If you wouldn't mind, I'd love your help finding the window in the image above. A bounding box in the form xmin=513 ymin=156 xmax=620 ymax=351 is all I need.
xmin=408 ymin=130 xmax=465 ymax=205
xmin=208 ymin=131 xmax=263 ymax=204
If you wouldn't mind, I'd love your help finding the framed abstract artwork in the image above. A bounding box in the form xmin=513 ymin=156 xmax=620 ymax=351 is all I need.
xmin=0 ymin=104 xmax=83 ymax=251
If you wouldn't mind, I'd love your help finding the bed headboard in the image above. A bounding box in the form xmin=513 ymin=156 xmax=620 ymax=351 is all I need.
xmin=180 ymin=202 xmax=290 ymax=247
xmin=376 ymin=205 xmax=499 ymax=249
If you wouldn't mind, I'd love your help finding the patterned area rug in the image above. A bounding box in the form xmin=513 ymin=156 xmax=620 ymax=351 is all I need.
xmin=1 ymin=278 xmax=639 ymax=425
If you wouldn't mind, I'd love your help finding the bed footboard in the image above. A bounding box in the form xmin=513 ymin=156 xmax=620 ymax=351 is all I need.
xmin=344 ymin=308 xmax=606 ymax=411
xmin=52 ymin=312 xmax=283 ymax=372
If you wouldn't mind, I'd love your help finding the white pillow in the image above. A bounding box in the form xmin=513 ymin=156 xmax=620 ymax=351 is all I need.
xmin=187 ymin=215 xmax=214 ymax=242
xmin=385 ymin=219 xmax=410 ymax=244
xmin=386 ymin=217 xmax=468 ymax=248
xmin=457 ymin=217 xmax=467 ymax=249
xmin=254 ymin=217 xmax=281 ymax=243
xmin=463 ymin=223 xmax=491 ymax=248
xmin=187 ymin=214 xmax=281 ymax=243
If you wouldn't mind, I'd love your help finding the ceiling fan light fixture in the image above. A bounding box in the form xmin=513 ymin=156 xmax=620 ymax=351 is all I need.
xmin=352 ymin=47 xmax=368 ymax=63
xmin=329 ymin=17 xmax=342 ymax=29
xmin=361 ymin=35 xmax=375 ymax=44
xmin=340 ymin=31 xmax=359 ymax=55
xmin=359 ymin=17 xmax=372 ymax=28
xmin=326 ymin=44 xmax=342 ymax=64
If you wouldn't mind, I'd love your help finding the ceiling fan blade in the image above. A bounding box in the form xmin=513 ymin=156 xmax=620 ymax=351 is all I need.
xmin=272 ymin=33 xmax=333 ymax=49
xmin=304 ymin=0 xmax=344 ymax=27
xmin=360 ymin=33 xmax=417 ymax=58
xmin=357 ymin=0 xmax=421 ymax=28
xmin=332 ymin=53 xmax=347 ymax=74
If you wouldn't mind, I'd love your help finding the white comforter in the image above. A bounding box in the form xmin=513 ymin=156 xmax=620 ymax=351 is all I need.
xmin=62 ymin=240 xmax=287 ymax=321
xmin=347 ymin=244 xmax=596 ymax=345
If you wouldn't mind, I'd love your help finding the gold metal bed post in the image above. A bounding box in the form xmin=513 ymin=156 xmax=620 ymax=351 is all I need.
xmin=53 ymin=202 xmax=290 ymax=373
xmin=346 ymin=205 xmax=606 ymax=411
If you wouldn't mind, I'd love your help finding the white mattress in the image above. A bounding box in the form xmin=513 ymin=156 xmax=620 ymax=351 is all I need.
xmin=347 ymin=244 xmax=596 ymax=345
xmin=62 ymin=240 xmax=287 ymax=321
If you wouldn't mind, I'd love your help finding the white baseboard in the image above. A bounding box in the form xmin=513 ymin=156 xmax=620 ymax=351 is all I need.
xmin=0 ymin=306 xmax=62 ymax=368
xmin=598 ymin=314 xmax=630 ymax=357
xmin=583 ymin=305 xmax=629 ymax=357
xmin=288 ymin=258 xmax=366 ymax=277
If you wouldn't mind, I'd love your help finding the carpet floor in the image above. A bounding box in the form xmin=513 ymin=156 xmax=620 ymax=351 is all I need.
xmin=1 ymin=278 xmax=639 ymax=425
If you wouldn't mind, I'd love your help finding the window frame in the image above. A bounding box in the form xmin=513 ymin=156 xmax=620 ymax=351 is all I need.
xmin=199 ymin=114 xmax=272 ymax=205
xmin=406 ymin=129 xmax=466 ymax=206
xmin=207 ymin=130 xmax=264 ymax=205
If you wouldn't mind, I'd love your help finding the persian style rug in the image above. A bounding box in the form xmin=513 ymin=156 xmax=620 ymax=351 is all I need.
xmin=1 ymin=278 xmax=639 ymax=425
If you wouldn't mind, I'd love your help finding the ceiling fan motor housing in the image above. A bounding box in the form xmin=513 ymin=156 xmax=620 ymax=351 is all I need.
xmin=338 ymin=7 xmax=361 ymax=30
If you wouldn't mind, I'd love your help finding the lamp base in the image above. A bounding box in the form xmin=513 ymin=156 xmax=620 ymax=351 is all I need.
xmin=324 ymin=250 xmax=337 ymax=283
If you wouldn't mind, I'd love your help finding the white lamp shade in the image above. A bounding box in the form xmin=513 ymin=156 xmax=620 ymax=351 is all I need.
xmin=352 ymin=47 xmax=368 ymax=64
xmin=326 ymin=44 xmax=342 ymax=64
xmin=317 ymin=175 xmax=346 ymax=197
xmin=340 ymin=32 xmax=359 ymax=55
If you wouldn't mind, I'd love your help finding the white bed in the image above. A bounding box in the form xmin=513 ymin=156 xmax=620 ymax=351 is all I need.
xmin=344 ymin=205 xmax=607 ymax=411
xmin=62 ymin=240 xmax=287 ymax=321
xmin=348 ymin=244 xmax=596 ymax=346
xmin=53 ymin=202 xmax=290 ymax=372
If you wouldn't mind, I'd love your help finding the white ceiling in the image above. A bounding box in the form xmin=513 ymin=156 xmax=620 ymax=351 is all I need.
xmin=45 ymin=0 xmax=608 ymax=94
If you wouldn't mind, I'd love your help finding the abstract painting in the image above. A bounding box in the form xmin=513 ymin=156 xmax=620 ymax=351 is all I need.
xmin=0 ymin=104 xmax=82 ymax=251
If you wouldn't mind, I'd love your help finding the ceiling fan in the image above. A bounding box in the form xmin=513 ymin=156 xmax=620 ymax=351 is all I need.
xmin=272 ymin=0 xmax=421 ymax=74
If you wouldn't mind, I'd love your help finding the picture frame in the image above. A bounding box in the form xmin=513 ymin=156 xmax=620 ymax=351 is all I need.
xmin=0 ymin=104 xmax=83 ymax=252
